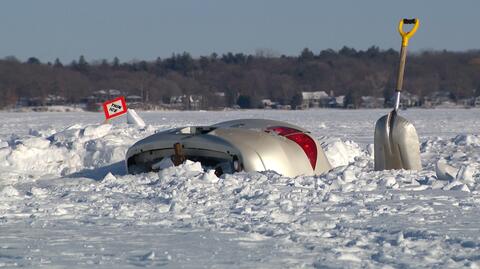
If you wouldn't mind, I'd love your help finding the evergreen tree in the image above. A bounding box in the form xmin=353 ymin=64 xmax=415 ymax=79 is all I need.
xmin=26 ymin=57 xmax=41 ymax=64
xmin=112 ymin=57 xmax=120 ymax=69
xmin=54 ymin=58 xmax=63 ymax=68
xmin=299 ymin=48 xmax=314 ymax=61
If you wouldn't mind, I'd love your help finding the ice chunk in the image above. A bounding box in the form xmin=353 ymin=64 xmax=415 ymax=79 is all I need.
xmin=141 ymin=251 xmax=155 ymax=261
xmin=454 ymin=134 xmax=480 ymax=145
xmin=456 ymin=165 xmax=475 ymax=185
xmin=51 ymin=128 xmax=81 ymax=143
xmin=103 ymin=172 xmax=117 ymax=182
xmin=183 ymin=160 xmax=203 ymax=172
xmin=342 ymin=168 xmax=356 ymax=182
xmin=201 ymin=169 xmax=219 ymax=183
xmin=83 ymin=124 xmax=112 ymax=139
xmin=0 ymin=185 xmax=20 ymax=198
xmin=324 ymin=139 xmax=363 ymax=167
xmin=127 ymin=109 xmax=146 ymax=128
xmin=337 ymin=253 xmax=361 ymax=262
xmin=380 ymin=176 xmax=398 ymax=188
xmin=444 ymin=181 xmax=470 ymax=192
xmin=158 ymin=160 xmax=203 ymax=179
xmin=29 ymin=128 xmax=57 ymax=137
xmin=21 ymin=137 xmax=51 ymax=149
xmin=0 ymin=147 xmax=11 ymax=159
xmin=30 ymin=187 xmax=48 ymax=197
xmin=435 ymin=160 xmax=458 ymax=181
xmin=152 ymin=157 xmax=174 ymax=170
xmin=0 ymin=140 xmax=8 ymax=148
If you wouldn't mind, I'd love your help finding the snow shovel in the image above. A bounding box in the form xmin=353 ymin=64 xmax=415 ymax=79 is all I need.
xmin=374 ymin=18 xmax=421 ymax=171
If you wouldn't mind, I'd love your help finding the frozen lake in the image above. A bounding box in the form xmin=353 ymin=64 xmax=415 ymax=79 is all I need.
xmin=0 ymin=109 xmax=479 ymax=268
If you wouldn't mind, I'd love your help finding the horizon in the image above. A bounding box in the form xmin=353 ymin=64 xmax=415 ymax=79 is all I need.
xmin=1 ymin=0 xmax=479 ymax=63
xmin=5 ymin=46 xmax=480 ymax=65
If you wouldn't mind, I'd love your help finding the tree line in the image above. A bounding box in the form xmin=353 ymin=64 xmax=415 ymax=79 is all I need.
xmin=1 ymin=46 xmax=480 ymax=109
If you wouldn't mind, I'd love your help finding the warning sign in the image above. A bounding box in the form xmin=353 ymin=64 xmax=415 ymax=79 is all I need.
xmin=103 ymin=96 xmax=127 ymax=120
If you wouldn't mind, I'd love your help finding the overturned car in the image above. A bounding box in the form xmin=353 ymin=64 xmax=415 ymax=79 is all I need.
xmin=126 ymin=119 xmax=331 ymax=177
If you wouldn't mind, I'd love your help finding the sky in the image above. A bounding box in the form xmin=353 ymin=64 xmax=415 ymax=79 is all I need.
xmin=1 ymin=0 xmax=479 ymax=63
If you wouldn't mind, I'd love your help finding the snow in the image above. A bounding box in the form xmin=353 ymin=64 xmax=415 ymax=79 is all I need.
xmin=0 ymin=108 xmax=480 ymax=268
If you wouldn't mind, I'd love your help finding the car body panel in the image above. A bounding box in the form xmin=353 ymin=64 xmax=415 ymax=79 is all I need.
xmin=126 ymin=119 xmax=332 ymax=177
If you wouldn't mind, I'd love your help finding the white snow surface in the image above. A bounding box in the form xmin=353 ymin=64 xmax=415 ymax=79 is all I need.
xmin=0 ymin=109 xmax=480 ymax=268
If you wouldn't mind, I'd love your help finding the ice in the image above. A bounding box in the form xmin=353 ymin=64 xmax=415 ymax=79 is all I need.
xmin=435 ymin=160 xmax=458 ymax=181
xmin=201 ymin=169 xmax=219 ymax=183
xmin=0 ymin=185 xmax=19 ymax=198
xmin=0 ymin=139 xmax=8 ymax=148
xmin=323 ymin=138 xmax=364 ymax=167
xmin=20 ymin=137 xmax=51 ymax=149
xmin=337 ymin=253 xmax=362 ymax=263
xmin=0 ymin=109 xmax=480 ymax=268
xmin=342 ymin=167 xmax=357 ymax=182
xmin=151 ymin=156 xmax=174 ymax=170
xmin=456 ymin=165 xmax=476 ymax=185
xmin=140 ymin=251 xmax=155 ymax=261
xmin=126 ymin=109 xmax=146 ymax=128
xmin=82 ymin=123 xmax=112 ymax=138
xmin=158 ymin=160 xmax=203 ymax=180
xmin=102 ymin=172 xmax=117 ymax=182
xmin=454 ymin=134 xmax=480 ymax=145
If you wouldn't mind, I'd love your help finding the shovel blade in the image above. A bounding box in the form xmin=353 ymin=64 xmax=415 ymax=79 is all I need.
xmin=374 ymin=111 xmax=421 ymax=171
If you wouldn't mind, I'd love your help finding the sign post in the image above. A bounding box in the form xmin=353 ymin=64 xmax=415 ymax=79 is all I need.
xmin=102 ymin=96 xmax=128 ymax=122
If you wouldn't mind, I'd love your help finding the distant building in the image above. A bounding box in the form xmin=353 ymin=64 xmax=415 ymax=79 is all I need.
xmin=400 ymin=91 xmax=420 ymax=107
xmin=44 ymin=94 xmax=66 ymax=106
xmin=328 ymin=95 xmax=345 ymax=108
xmin=83 ymin=89 xmax=123 ymax=104
xmin=126 ymin=95 xmax=143 ymax=109
xmin=15 ymin=95 xmax=66 ymax=108
xmin=387 ymin=91 xmax=420 ymax=108
xmin=169 ymin=94 xmax=203 ymax=110
xmin=424 ymin=91 xmax=453 ymax=107
xmin=475 ymin=97 xmax=480 ymax=107
xmin=360 ymin=96 xmax=385 ymax=108
xmin=81 ymin=89 xmax=124 ymax=111
xmin=16 ymin=97 xmax=43 ymax=107
xmin=261 ymin=99 xmax=274 ymax=108
xmin=301 ymin=91 xmax=330 ymax=108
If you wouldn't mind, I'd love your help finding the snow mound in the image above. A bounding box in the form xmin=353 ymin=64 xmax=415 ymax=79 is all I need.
xmin=0 ymin=123 xmax=148 ymax=179
xmin=323 ymin=138 xmax=366 ymax=167
xmin=83 ymin=124 xmax=112 ymax=139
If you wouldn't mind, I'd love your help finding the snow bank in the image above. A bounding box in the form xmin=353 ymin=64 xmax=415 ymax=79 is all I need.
xmin=323 ymin=138 xmax=367 ymax=167
xmin=0 ymin=122 xmax=147 ymax=180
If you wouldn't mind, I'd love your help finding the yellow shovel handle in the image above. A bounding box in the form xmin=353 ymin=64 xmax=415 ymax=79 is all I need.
xmin=398 ymin=18 xmax=419 ymax=46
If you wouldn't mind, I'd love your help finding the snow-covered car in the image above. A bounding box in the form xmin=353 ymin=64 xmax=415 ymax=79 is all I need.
xmin=125 ymin=119 xmax=331 ymax=177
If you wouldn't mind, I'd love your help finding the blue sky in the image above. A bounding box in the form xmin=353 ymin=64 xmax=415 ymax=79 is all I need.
xmin=1 ymin=0 xmax=479 ymax=62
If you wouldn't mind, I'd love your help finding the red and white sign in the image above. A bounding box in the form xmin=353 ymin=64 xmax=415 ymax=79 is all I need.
xmin=103 ymin=96 xmax=127 ymax=120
